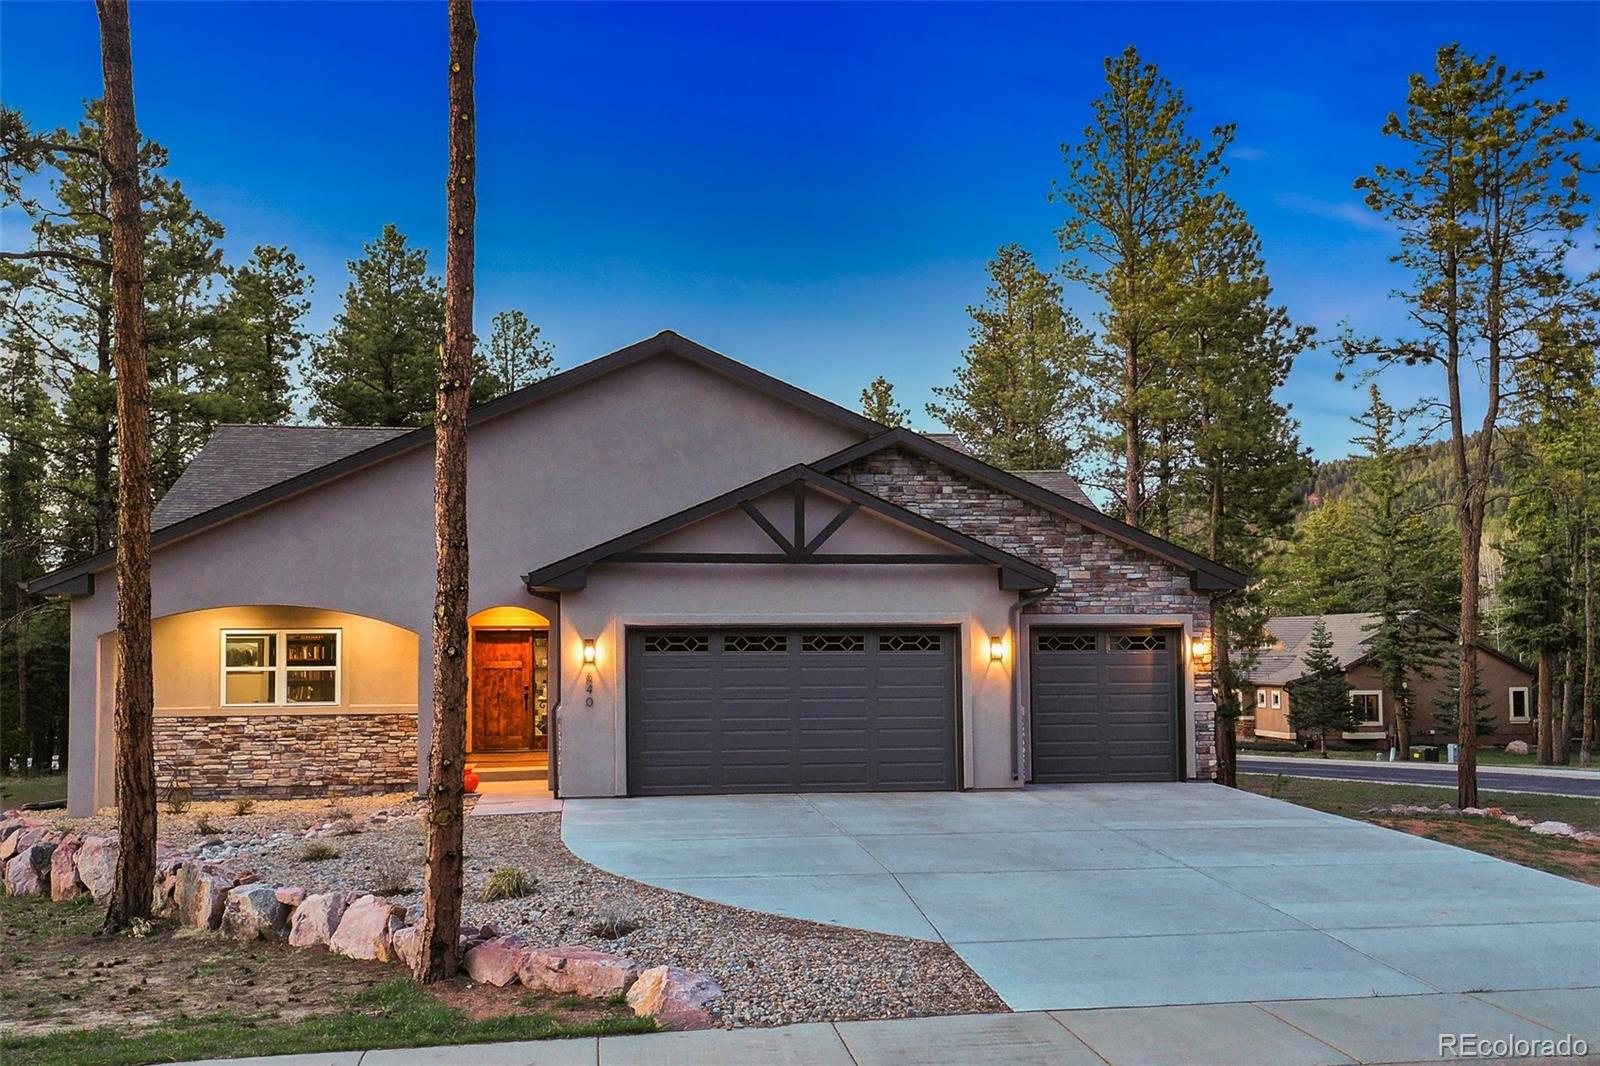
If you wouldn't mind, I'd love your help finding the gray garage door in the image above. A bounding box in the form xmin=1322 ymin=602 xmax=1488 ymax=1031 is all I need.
xmin=626 ymin=628 xmax=958 ymax=796
xmin=1030 ymin=628 xmax=1179 ymax=783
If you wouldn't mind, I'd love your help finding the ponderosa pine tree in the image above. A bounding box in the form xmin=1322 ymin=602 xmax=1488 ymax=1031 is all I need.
xmin=860 ymin=376 xmax=909 ymax=427
xmin=1288 ymin=620 xmax=1355 ymax=756
xmin=209 ymin=245 xmax=312 ymax=424
xmin=1350 ymin=386 xmax=1457 ymax=758
xmin=96 ymin=0 xmax=157 ymax=934
xmin=1347 ymin=46 xmax=1596 ymax=806
xmin=1053 ymin=46 xmax=1232 ymax=528
xmin=1167 ymin=193 xmax=1310 ymax=786
xmin=479 ymin=309 xmax=555 ymax=396
xmin=308 ymin=225 xmax=447 ymax=427
xmin=926 ymin=244 xmax=1091 ymax=470
xmin=417 ymin=0 xmax=476 ymax=984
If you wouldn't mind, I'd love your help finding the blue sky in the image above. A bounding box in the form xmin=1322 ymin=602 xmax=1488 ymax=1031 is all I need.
xmin=3 ymin=2 xmax=1597 ymax=459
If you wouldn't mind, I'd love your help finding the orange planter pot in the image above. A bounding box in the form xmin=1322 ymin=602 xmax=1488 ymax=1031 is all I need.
xmin=464 ymin=766 xmax=480 ymax=794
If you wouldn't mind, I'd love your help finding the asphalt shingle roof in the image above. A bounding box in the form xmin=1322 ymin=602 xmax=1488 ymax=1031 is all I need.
xmin=1244 ymin=612 xmax=1384 ymax=686
xmin=1007 ymin=470 xmax=1097 ymax=510
xmin=151 ymin=424 xmax=410 ymax=530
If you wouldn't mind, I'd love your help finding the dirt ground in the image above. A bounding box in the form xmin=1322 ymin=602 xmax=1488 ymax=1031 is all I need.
xmin=0 ymin=893 xmax=620 ymax=1040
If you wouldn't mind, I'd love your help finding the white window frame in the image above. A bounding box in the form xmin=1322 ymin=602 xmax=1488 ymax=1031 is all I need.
xmin=1508 ymin=686 xmax=1530 ymax=722
xmin=1256 ymin=689 xmax=1267 ymax=708
xmin=221 ymin=629 xmax=342 ymax=708
xmin=1350 ymin=689 xmax=1384 ymax=727
xmin=1270 ymin=689 xmax=1281 ymax=709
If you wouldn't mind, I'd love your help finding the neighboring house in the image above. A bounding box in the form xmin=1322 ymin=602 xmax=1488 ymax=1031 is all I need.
xmin=31 ymin=332 xmax=1243 ymax=816
xmin=1240 ymin=613 xmax=1535 ymax=749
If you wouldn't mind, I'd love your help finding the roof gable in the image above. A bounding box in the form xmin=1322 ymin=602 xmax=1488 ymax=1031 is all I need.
xmin=813 ymin=429 xmax=1246 ymax=591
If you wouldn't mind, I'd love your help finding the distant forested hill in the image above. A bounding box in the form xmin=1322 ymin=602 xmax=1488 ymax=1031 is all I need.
xmin=1298 ymin=431 xmax=1509 ymax=521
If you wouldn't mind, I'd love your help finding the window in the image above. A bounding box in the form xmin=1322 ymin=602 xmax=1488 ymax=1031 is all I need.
xmin=1509 ymin=687 xmax=1530 ymax=722
xmin=1270 ymin=690 xmax=1281 ymax=709
xmin=1350 ymin=690 xmax=1383 ymax=727
xmin=1256 ymin=689 xmax=1267 ymax=708
xmin=222 ymin=630 xmax=340 ymax=707
xmin=1114 ymin=634 xmax=1165 ymax=652
xmin=1037 ymin=632 xmax=1096 ymax=653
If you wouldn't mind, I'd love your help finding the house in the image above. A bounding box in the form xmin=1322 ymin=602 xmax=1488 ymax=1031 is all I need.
xmin=30 ymin=332 xmax=1244 ymax=816
xmin=1240 ymin=613 xmax=1535 ymax=749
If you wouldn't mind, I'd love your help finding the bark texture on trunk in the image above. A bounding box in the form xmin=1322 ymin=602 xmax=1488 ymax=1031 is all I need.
xmin=1583 ymin=539 xmax=1595 ymax=769
xmin=1537 ymin=650 xmax=1554 ymax=765
xmin=416 ymin=0 xmax=476 ymax=984
xmin=96 ymin=0 xmax=156 ymax=932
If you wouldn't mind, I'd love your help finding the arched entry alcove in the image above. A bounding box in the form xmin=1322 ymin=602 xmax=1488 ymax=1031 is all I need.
xmin=467 ymin=606 xmax=553 ymax=769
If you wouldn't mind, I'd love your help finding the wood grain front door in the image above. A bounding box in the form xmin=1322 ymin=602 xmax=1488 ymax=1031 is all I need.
xmin=471 ymin=630 xmax=534 ymax=752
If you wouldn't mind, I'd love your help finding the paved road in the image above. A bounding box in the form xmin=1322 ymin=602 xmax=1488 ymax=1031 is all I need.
xmin=1240 ymin=754 xmax=1600 ymax=798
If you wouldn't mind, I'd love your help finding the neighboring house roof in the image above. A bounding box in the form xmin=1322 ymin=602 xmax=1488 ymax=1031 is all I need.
xmin=922 ymin=432 xmax=970 ymax=455
xmin=813 ymin=428 xmax=1247 ymax=591
xmin=152 ymin=425 xmax=409 ymax=530
xmin=1243 ymin=612 xmax=1529 ymax=687
xmin=1008 ymin=470 xmax=1096 ymax=510
xmin=29 ymin=331 xmax=1239 ymax=596
xmin=523 ymin=465 xmax=1058 ymax=594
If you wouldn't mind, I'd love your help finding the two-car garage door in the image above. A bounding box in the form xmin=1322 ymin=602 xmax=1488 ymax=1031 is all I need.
xmin=626 ymin=627 xmax=958 ymax=796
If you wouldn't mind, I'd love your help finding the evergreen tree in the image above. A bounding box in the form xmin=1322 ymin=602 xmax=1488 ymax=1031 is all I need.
xmin=860 ymin=376 xmax=908 ymax=427
xmin=1262 ymin=500 xmax=1367 ymax=614
xmin=927 ymin=244 xmax=1092 ymax=470
xmin=1288 ymin=619 xmax=1355 ymax=755
xmin=479 ymin=309 xmax=555 ymax=396
xmin=1346 ymin=45 xmax=1597 ymax=806
xmin=1053 ymin=46 xmax=1232 ymax=528
xmin=308 ymin=225 xmax=447 ymax=426
xmin=209 ymin=245 xmax=312 ymax=424
xmin=1350 ymin=385 xmax=1457 ymax=757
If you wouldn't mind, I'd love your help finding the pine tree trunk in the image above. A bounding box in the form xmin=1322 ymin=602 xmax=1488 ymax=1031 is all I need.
xmin=1537 ymin=650 xmax=1554 ymax=765
xmin=1388 ymin=665 xmax=1410 ymax=760
xmin=1455 ymin=511 xmax=1482 ymax=808
xmin=1206 ymin=480 xmax=1235 ymax=788
xmin=12 ymin=582 xmax=26 ymax=776
xmin=1583 ymin=535 xmax=1595 ymax=769
xmin=1123 ymin=336 xmax=1142 ymax=529
xmin=416 ymin=0 xmax=476 ymax=984
xmin=96 ymin=0 xmax=156 ymax=933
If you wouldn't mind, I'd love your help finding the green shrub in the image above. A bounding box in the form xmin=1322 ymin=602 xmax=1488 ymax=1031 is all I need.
xmin=480 ymin=868 xmax=536 ymax=902
xmin=297 ymin=840 xmax=340 ymax=862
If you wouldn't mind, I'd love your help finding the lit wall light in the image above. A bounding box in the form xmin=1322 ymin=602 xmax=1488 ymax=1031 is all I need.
xmin=1191 ymin=636 xmax=1211 ymax=658
xmin=989 ymin=637 xmax=1006 ymax=662
xmin=582 ymin=639 xmax=597 ymax=666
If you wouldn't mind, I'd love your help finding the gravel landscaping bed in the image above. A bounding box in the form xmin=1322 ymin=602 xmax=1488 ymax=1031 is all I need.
xmin=195 ymin=803 xmax=1002 ymax=1027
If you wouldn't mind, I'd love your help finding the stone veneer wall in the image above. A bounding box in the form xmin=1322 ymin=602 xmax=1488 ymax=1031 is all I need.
xmin=154 ymin=714 xmax=417 ymax=799
xmin=837 ymin=447 xmax=1216 ymax=777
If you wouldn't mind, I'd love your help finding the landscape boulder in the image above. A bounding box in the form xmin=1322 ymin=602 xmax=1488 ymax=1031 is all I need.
xmin=4 ymin=839 xmax=56 ymax=896
xmin=519 ymin=947 xmax=641 ymax=998
xmin=288 ymin=892 xmax=348 ymax=949
xmin=1505 ymin=740 xmax=1531 ymax=755
xmin=175 ymin=863 xmax=233 ymax=930
xmin=625 ymin=965 xmax=723 ymax=1030
xmin=2 ymin=825 xmax=51 ymax=863
xmin=329 ymin=894 xmax=405 ymax=962
xmin=274 ymin=885 xmax=306 ymax=908
xmin=49 ymin=834 xmax=86 ymax=902
xmin=222 ymin=882 xmax=291 ymax=941
xmin=1529 ymin=820 xmax=1578 ymax=837
xmin=74 ymin=836 xmax=118 ymax=902
xmin=462 ymin=935 xmax=528 ymax=987
xmin=391 ymin=923 xmax=423 ymax=971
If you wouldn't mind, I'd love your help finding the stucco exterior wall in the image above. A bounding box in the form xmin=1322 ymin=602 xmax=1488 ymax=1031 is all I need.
xmin=64 ymin=354 xmax=865 ymax=814
xmin=835 ymin=448 xmax=1217 ymax=779
xmin=554 ymin=562 xmax=1018 ymax=797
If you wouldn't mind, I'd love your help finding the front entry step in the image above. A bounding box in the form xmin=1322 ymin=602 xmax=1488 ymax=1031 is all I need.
xmin=474 ymin=766 xmax=548 ymax=783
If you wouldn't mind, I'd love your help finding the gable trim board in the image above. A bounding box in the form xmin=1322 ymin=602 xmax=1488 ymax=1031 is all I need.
xmin=523 ymin=465 xmax=1058 ymax=594
xmin=29 ymin=330 xmax=886 ymax=597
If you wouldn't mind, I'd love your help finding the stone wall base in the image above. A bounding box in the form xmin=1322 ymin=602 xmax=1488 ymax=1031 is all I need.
xmin=154 ymin=713 xmax=417 ymax=799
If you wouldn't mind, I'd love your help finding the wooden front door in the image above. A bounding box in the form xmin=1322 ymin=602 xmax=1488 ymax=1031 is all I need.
xmin=471 ymin=630 xmax=535 ymax=752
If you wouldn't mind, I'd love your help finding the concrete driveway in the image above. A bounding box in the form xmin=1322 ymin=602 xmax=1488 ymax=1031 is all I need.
xmin=561 ymin=784 xmax=1600 ymax=1011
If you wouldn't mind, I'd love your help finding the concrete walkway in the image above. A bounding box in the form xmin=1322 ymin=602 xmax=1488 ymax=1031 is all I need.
xmin=1239 ymin=754 xmax=1600 ymax=798
xmin=560 ymin=784 xmax=1600 ymax=1011
xmin=175 ymin=988 xmax=1600 ymax=1065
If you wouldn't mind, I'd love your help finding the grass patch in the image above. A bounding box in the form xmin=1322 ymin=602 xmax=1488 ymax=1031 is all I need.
xmin=1 ymin=979 xmax=657 ymax=1066
xmin=1241 ymin=746 xmax=1599 ymax=771
xmin=0 ymin=774 xmax=68 ymax=811
xmin=481 ymin=867 xmax=536 ymax=902
xmin=296 ymin=840 xmax=341 ymax=862
xmin=1240 ymin=774 xmax=1600 ymax=885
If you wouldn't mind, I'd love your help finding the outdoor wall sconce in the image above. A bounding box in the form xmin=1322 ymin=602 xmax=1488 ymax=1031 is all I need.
xmin=989 ymin=637 xmax=1006 ymax=662
xmin=582 ymin=639 xmax=597 ymax=666
xmin=1191 ymin=636 xmax=1210 ymax=658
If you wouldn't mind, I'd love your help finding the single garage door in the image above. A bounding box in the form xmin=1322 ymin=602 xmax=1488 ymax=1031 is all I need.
xmin=626 ymin=627 xmax=958 ymax=796
xmin=1030 ymin=627 xmax=1179 ymax=783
